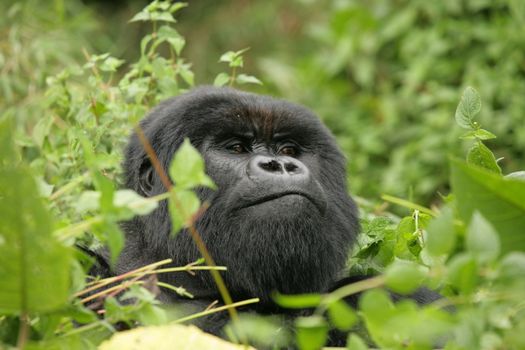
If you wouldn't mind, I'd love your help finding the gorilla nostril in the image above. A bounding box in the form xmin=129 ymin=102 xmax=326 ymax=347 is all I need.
xmin=284 ymin=162 xmax=299 ymax=174
xmin=259 ymin=159 xmax=283 ymax=173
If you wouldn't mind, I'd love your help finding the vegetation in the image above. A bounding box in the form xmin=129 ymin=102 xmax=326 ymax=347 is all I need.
xmin=1 ymin=0 xmax=524 ymax=349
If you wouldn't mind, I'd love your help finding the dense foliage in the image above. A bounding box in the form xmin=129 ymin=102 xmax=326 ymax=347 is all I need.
xmin=1 ymin=1 xmax=524 ymax=349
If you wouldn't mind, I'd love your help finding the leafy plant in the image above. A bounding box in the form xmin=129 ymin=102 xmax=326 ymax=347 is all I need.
xmin=1 ymin=0 xmax=524 ymax=349
xmin=214 ymin=48 xmax=263 ymax=87
xmin=273 ymin=87 xmax=525 ymax=349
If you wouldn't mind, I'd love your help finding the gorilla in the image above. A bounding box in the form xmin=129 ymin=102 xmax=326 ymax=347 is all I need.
xmin=87 ymin=87 xmax=435 ymax=345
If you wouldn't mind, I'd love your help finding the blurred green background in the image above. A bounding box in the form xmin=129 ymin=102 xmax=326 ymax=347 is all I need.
xmin=2 ymin=0 xmax=524 ymax=205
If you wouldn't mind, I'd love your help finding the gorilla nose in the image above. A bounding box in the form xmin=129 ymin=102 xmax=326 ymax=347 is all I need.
xmin=248 ymin=155 xmax=308 ymax=179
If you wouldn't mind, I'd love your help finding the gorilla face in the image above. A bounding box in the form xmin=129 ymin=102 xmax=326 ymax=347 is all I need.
xmin=118 ymin=87 xmax=359 ymax=306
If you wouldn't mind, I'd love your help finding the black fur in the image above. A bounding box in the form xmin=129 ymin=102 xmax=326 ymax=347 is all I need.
xmin=90 ymin=87 xmax=372 ymax=344
xmin=115 ymin=87 xmax=358 ymax=307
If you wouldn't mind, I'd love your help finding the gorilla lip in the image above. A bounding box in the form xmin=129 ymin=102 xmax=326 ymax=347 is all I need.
xmin=237 ymin=191 xmax=323 ymax=212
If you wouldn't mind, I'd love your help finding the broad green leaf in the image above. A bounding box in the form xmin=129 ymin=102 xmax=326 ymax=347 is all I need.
xmin=236 ymin=74 xmax=262 ymax=85
xmin=295 ymin=316 xmax=328 ymax=350
xmin=75 ymin=191 xmax=101 ymax=213
xmin=100 ymin=57 xmax=125 ymax=72
xmin=219 ymin=51 xmax=237 ymax=63
xmin=0 ymin=121 xmax=72 ymax=314
xmin=384 ymin=260 xmax=427 ymax=294
xmin=466 ymin=212 xmax=500 ymax=263
xmin=346 ymin=334 xmax=368 ymax=350
xmin=129 ymin=11 xmax=150 ymax=23
xmin=99 ymin=324 xmax=251 ymax=350
xmin=327 ymin=299 xmax=358 ymax=331
xmin=149 ymin=12 xmax=176 ymax=23
xmin=447 ymin=253 xmax=478 ymax=294
xmin=273 ymin=293 xmax=321 ymax=309
xmin=450 ymin=158 xmax=525 ymax=254
xmin=32 ymin=116 xmax=53 ymax=148
xmin=229 ymin=314 xmax=290 ymax=349
xmin=460 ymin=129 xmax=497 ymax=140
xmin=455 ymin=86 xmax=481 ymax=129
xmin=169 ymin=189 xmax=200 ymax=235
xmin=113 ymin=189 xmax=158 ymax=216
xmin=498 ymin=252 xmax=525 ymax=280
xmin=101 ymin=220 xmax=124 ymax=266
xmin=466 ymin=142 xmax=501 ymax=174
xmin=214 ymin=73 xmax=230 ymax=87
xmin=179 ymin=66 xmax=194 ymax=86
xmin=359 ymin=289 xmax=395 ymax=324
xmin=169 ymin=138 xmax=216 ymax=190
xmin=157 ymin=26 xmax=185 ymax=55
xmin=169 ymin=2 xmax=188 ymax=14
xmin=425 ymin=206 xmax=456 ymax=257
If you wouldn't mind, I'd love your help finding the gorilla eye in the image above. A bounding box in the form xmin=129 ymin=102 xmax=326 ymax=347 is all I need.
xmin=228 ymin=143 xmax=248 ymax=154
xmin=279 ymin=145 xmax=298 ymax=156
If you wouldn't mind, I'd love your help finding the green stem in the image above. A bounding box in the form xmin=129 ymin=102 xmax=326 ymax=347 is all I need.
xmin=172 ymin=298 xmax=259 ymax=324
xmin=381 ymin=194 xmax=436 ymax=217
xmin=315 ymin=276 xmax=385 ymax=315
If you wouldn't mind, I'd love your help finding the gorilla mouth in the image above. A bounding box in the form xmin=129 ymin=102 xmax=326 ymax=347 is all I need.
xmin=238 ymin=191 xmax=324 ymax=213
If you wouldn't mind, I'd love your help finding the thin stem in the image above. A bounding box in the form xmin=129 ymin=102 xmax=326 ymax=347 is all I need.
xmin=316 ymin=276 xmax=385 ymax=315
xmin=229 ymin=66 xmax=237 ymax=87
xmin=17 ymin=312 xmax=29 ymax=350
xmin=133 ymin=124 xmax=242 ymax=331
xmin=381 ymin=194 xmax=436 ymax=217
xmin=49 ymin=172 xmax=88 ymax=201
xmin=78 ymin=259 xmax=172 ymax=296
xmin=54 ymin=216 xmax=103 ymax=242
xmin=172 ymin=298 xmax=260 ymax=324
xmin=61 ymin=320 xmax=111 ymax=338
xmin=80 ymin=280 xmax=144 ymax=304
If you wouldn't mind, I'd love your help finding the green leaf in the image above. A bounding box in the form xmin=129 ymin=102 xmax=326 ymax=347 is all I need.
xmin=466 ymin=212 xmax=500 ymax=263
xmin=450 ymin=158 xmax=525 ymax=254
xmin=32 ymin=116 xmax=53 ymax=148
xmin=460 ymin=129 xmax=497 ymax=140
xmin=75 ymin=191 xmax=101 ymax=213
xmin=97 ymin=220 xmax=124 ymax=266
xmin=0 ymin=120 xmax=72 ymax=314
xmin=113 ymin=189 xmax=158 ymax=216
xmin=498 ymin=252 xmax=525 ymax=280
xmin=236 ymin=74 xmax=262 ymax=85
xmin=447 ymin=253 xmax=479 ymax=294
xmin=359 ymin=289 xmax=395 ymax=324
xmin=157 ymin=26 xmax=185 ymax=55
xmin=455 ymin=86 xmax=481 ymax=129
xmin=466 ymin=142 xmax=501 ymax=174
xmin=327 ymin=300 xmax=358 ymax=331
xmin=295 ymin=316 xmax=328 ymax=350
xmin=169 ymin=138 xmax=216 ymax=191
xmin=169 ymin=189 xmax=200 ymax=235
xmin=100 ymin=57 xmax=125 ymax=72
xmin=384 ymin=260 xmax=427 ymax=294
xmin=179 ymin=66 xmax=194 ymax=86
xmin=273 ymin=293 xmax=321 ymax=309
xmin=219 ymin=51 xmax=237 ymax=63
xmin=169 ymin=3 xmax=188 ymax=14
xmin=129 ymin=11 xmax=150 ymax=23
xmin=346 ymin=334 xmax=368 ymax=350
xmin=214 ymin=73 xmax=230 ymax=87
xmin=425 ymin=206 xmax=456 ymax=257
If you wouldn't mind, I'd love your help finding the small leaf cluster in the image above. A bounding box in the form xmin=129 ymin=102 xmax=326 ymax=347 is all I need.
xmin=214 ymin=48 xmax=262 ymax=87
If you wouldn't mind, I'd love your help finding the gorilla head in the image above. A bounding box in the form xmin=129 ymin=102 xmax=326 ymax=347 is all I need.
xmin=116 ymin=87 xmax=359 ymax=307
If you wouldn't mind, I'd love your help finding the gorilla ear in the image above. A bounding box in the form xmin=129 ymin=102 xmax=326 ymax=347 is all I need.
xmin=138 ymin=159 xmax=154 ymax=196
